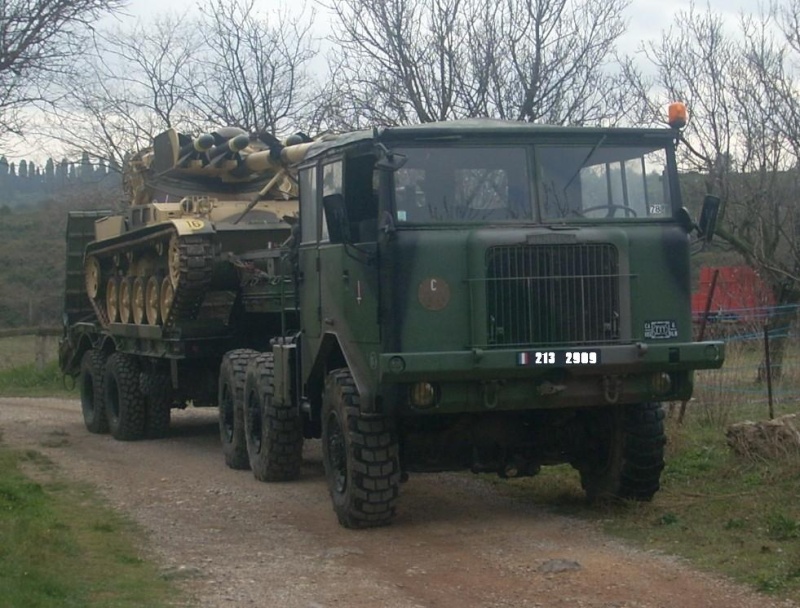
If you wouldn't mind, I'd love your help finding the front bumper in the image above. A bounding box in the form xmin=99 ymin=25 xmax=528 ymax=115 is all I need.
xmin=379 ymin=341 xmax=725 ymax=413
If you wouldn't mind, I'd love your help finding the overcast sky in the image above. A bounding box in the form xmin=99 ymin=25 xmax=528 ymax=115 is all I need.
xmin=116 ymin=0 xmax=768 ymax=55
xmin=6 ymin=0 xmax=770 ymax=162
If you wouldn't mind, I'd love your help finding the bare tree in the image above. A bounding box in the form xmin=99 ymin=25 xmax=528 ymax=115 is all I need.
xmin=42 ymin=1 xmax=320 ymax=168
xmin=0 ymin=0 xmax=122 ymax=138
xmin=321 ymin=0 xmax=633 ymax=128
xmin=631 ymin=4 xmax=800 ymax=376
xmin=46 ymin=14 xmax=204 ymax=169
xmin=192 ymin=0 xmax=319 ymax=135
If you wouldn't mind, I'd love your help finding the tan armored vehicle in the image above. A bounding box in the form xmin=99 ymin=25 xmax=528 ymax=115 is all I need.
xmin=83 ymin=127 xmax=311 ymax=329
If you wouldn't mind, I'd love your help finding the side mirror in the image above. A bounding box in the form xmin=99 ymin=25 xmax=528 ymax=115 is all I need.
xmin=698 ymin=195 xmax=720 ymax=242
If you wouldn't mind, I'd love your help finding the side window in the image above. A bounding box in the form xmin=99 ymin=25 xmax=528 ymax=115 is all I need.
xmin=322 ymin=160 xmax=343 ymax=243
xmin=299 ymin=166 xmax=318 ymax=244
xmin=345 ymin=155 xmax=379 ymax=242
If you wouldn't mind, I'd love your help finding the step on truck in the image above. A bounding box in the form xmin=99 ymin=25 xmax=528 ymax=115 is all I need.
xmin=59 ymin=106 xmax=725 ymax=528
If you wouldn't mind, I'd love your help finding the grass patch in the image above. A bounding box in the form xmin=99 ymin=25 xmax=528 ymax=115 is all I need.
xmin=0 ymin=441 xmax=181 ymax=607
xmin=0 ymin=361 xmax=75 ymax=398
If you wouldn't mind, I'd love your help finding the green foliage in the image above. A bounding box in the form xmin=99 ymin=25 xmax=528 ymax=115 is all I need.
xmin=0 ymin=443 xmax=179 ymax=607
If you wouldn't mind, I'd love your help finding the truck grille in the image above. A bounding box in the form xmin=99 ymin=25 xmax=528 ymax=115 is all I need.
xmin=485 ymin=243 xmax=621 ymax=347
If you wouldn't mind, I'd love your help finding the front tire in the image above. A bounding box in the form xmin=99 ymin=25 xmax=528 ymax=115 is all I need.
xmin=79 ymin=349 xmax=109 ymax=434
xmin=321 ymin=369 xmax=400 ymax=528
xmin=243 ymin=353 xmax=303 ymax=481
xmin=104 ymin=352 xmax=146 ymax=441
xmin=576 ymin=402 xmax=666 ymax=502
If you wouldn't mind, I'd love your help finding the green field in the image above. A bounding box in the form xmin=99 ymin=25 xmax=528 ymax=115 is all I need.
xmin=0 ymin=440 xmax=181 ymax=608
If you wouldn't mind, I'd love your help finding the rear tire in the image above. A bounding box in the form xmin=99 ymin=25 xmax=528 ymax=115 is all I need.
xmin=104 ymin=352 xmax=146 ymax=441
xmin=79 ymin=349 xmax=109 ymax=434
xmin=243 ymin=353 xmax=304 ymax=482
xmin=218 ymin=349 xmax=257 ymax=470
xmin=576 ymin=402 xmax=666 ymax=502
xmin=321 ymin=369 xmax=400 ymax=528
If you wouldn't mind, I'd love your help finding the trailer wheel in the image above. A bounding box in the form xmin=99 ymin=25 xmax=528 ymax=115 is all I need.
xmin=141 ymin=369 xmax=172 ymax=439
xmin=243 ymin=353 xmax=304 ymax=481
xmin=218 ymin=349 xmax=257 ymax=470
xmin=576 ymin=402 xmax=666 ymax=502
xmin=79 ymin=349 xmax=109 ymax=434
xmin=321 ymin=369 xmax=400 ymax=528
xmin=104 ymin=352 xmax=146 ymax=441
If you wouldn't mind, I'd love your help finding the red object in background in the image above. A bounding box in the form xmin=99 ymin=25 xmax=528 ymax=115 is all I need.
xmin=692 ymin=266 xmax=774 ymax=320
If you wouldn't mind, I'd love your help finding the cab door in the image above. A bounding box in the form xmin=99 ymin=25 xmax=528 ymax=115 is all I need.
xmin=297 ymin=164 xmax=322 ymax=375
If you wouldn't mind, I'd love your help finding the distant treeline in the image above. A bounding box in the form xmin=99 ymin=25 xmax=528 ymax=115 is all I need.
xmin=0 ymin=151 xmax=120 ymax=208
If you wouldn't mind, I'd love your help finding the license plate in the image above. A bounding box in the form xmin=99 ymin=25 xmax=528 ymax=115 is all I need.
xmin=518 ymin=350 xmax=600 ymax=366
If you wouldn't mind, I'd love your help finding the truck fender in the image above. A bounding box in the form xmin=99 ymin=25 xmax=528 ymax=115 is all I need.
xmin=310 ymin=332 xmax=376 ymax=415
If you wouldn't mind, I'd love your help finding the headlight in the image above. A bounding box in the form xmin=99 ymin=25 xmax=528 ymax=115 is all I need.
xmin=650 ymin=372 xmax=672 ymax=395
xmin=409 ymin=382 xmax=438 ymax=408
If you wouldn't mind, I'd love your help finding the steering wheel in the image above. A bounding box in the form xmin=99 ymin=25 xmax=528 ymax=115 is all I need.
xmin=575 ymin=205 xmax=638 ymax=218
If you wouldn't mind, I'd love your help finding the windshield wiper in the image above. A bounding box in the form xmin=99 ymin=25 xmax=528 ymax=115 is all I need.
xmin=562 ymin=135 xmax=607 ymax=193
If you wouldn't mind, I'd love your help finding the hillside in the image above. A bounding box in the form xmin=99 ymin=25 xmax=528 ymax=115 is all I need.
xmin=0 ymin=185 xmax=120 ymax=328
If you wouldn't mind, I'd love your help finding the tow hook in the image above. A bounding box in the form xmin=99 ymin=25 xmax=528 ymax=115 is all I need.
xmin=482 ymin=380 xmax=504 ymax=409
xmin=603 ymin=375 xmax=623 ymax=404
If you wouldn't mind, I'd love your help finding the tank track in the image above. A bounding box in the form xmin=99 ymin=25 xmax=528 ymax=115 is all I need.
xmin=85 ymin=228 xmax=214 ymax=330
xmin=163 ymin=234 xmax=214 ymax=328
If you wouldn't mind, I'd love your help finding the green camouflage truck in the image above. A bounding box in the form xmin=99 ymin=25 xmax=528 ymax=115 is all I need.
xmin=60 ymin=114 xmax=725 ymax=528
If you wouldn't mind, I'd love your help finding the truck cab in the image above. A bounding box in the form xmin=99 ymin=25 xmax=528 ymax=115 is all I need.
xmin=285 ymin=119 xmax=724 ymax=527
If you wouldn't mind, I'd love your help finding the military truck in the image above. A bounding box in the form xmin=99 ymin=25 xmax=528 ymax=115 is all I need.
xmin=60 ymin=109 xmax=725 ymax=528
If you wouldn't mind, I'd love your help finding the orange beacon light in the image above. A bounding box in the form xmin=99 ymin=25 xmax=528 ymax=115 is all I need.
xmin=668 ymin=102 xmax=688 ymax=129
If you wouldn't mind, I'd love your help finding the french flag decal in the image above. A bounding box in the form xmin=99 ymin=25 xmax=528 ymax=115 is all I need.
xmin=518 ymin=352 xmax=530 ymax=366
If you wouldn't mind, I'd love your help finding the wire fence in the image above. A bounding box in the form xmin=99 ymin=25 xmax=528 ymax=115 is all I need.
xmin=0 ymin=328 xmax=60 ymax=372
xmin=691 ymin=303 xmax=800 ymax=426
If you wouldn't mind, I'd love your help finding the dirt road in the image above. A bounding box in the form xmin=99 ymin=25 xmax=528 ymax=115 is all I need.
xmin=0 ymin=397 xmax=793 ymax=608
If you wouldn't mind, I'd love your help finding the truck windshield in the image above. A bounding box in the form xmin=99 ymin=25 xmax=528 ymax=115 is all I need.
xmin=538 ymin=144 xmax=672 ymax=221
xmin=392 ymin=146 xmax=532 ymax=223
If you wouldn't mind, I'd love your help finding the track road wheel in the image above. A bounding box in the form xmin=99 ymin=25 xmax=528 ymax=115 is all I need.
xmin=103 ymin=352 xmax=146 ymax=441
xmin=119 ymin=277 xmax=134 ymax=323
xmin=85 ymin=256 xmax=101 ymax=299
xmin=160 ymin=276 xmax=174 ymax=321
xmin=145 ymin=275 xmax=161 ymax=325
xmin=79 ymin=349 xmax=109 ymax=434
xmin=140 ymin=369 xmax=172 ymax=439
xmin=132 ymin=277 xmax=146 ymax=325
xmin=218 ymin=349 xmax=258 ymax=470
xmin=576 ymin=402 xmax=666 ymax=502
xmin=322 ymin=369 xmax=400 ymax=528
xmin=243 ymin=354 xmax=304 ymax=482
xmin=106 ymin=277 xmax=119 ymax=322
